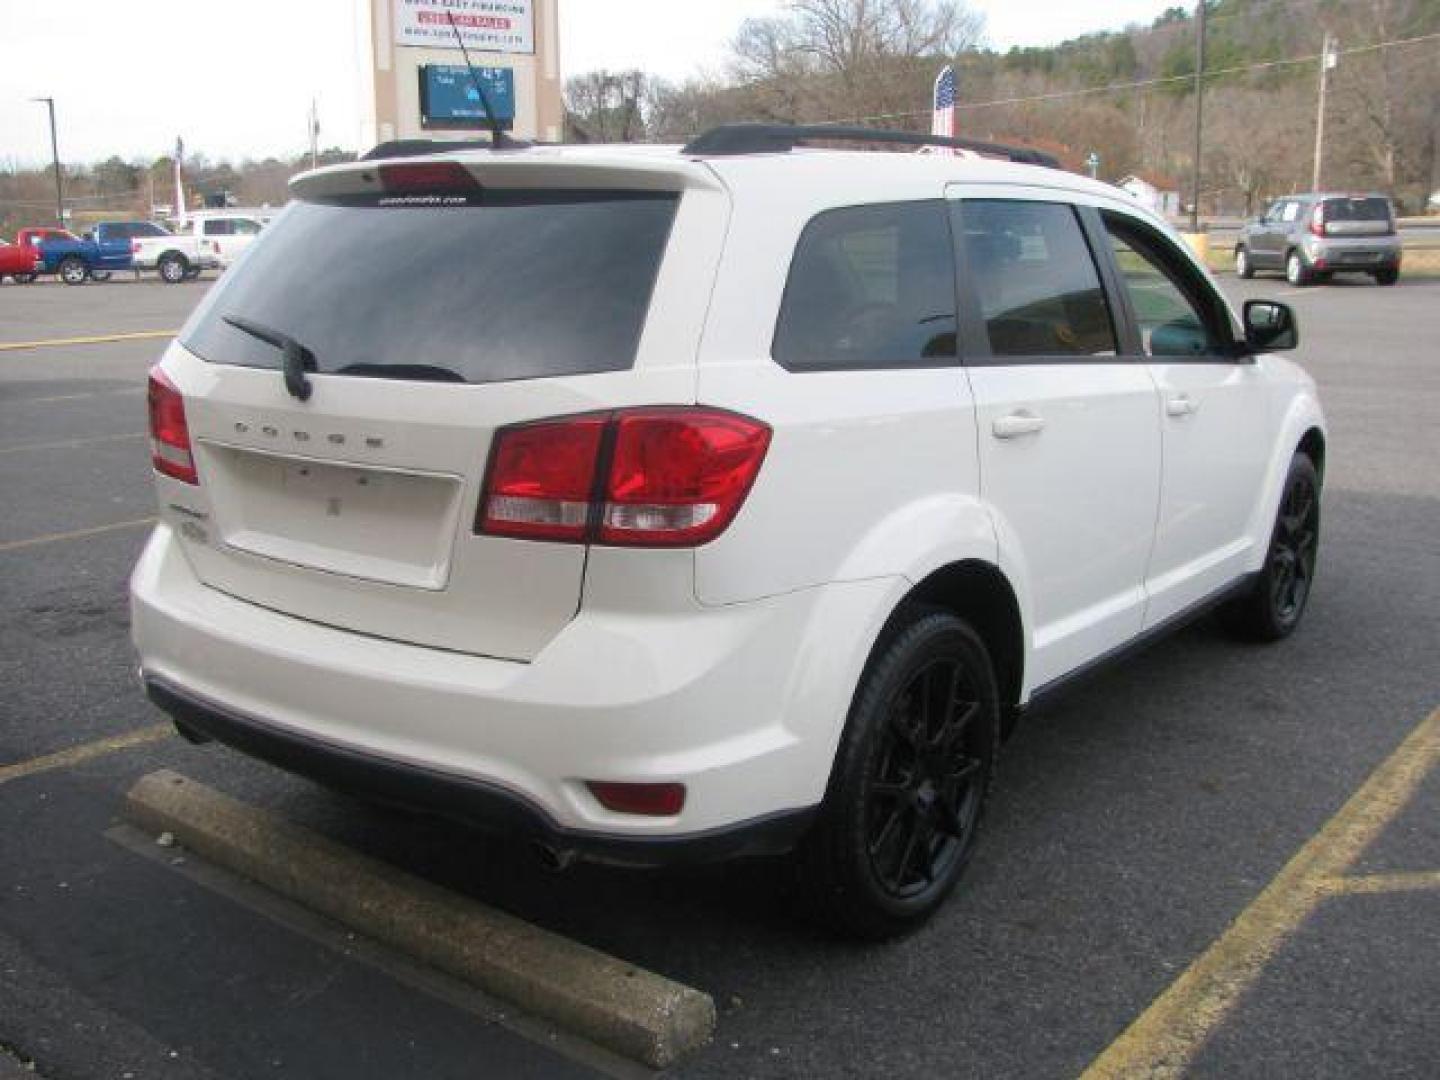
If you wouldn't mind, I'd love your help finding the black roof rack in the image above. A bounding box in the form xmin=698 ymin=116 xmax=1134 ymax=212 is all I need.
xmin=680 ymin=123 xmax=1060 ymax=168
xmin=360 ymin=136 xmax=533 ymax=162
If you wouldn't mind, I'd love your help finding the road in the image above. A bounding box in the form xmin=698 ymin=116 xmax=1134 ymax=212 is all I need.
xmin=2 ymin=274 xmax=1437 ymax=1079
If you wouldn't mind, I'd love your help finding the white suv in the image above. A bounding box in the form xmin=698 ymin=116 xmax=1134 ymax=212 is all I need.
xmin=131 ymin=125 xmax=1325 ymax=938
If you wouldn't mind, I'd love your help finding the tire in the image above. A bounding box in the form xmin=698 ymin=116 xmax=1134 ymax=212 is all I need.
xmin=158 ymin=253 xmax=188 ymax=284
xmin=1285 ymin=250 xmax=1311 ymax=287
xmin=799 ymin=609 xmax=1000 ymax=939
xmin=1220 ymin=453 xmax=1320 ymax=642
xmin=1235 ymin=246 xmax=1254 ymax=279
xmin=1374 ymin=268 xmax=1399 ymax=286
xmin=12 ymin=273 xmax=37 ymax=284
xmin=58 ymin=256 xmax=89 ymax=285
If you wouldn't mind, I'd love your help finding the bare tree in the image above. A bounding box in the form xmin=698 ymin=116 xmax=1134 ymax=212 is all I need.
xmin=564 ymin=70 xmax=650 ymax=142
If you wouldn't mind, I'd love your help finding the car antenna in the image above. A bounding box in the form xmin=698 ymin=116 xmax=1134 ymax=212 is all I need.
xmin=445 ymin=11 xmax=513 ymax=149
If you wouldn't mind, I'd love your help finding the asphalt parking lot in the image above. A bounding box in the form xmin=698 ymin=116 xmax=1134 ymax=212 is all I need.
xmin=2 ymin=272 xmax=1437 ymax=1079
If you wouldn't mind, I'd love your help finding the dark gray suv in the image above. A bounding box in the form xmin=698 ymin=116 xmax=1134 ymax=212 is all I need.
xmin=1235 ymin=193 xmax=1401 ymax=286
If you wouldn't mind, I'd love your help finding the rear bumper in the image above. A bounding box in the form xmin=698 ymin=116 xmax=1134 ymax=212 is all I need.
xmin=1304 ymin=236 xmax=1402 ymax=269
xmin=144 ymin=673 xmax=816 ymax=867
xmin=131 ymin=524 xmax=893 ymax=858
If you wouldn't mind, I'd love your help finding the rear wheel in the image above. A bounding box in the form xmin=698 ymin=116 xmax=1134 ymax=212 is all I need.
xmin=58 ymin=256 xmax=88 ymax=285
xmin=12 ymin=273 xmax=37 ymax=284
xmin=1221 ymin=453 xmax=1320 ymax=642
xmin=800 ymin=609 xmax=999 ymax=939
xmin=1235 ymin=246 xmax=1254 ymax=279
xmin=1374 ymin=268 xmax=1399 ymax=286
xmin=1285 ymin=250 xmax=1311 ymax=287
xmin=158 ymin=253 xmax=188 ymax=284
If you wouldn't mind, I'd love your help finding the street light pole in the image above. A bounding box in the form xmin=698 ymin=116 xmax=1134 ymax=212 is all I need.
xmin=1189 ymin=1 xmax=1206 ymax=234
xmin=31 ymin=96 xmax=64 ymax=227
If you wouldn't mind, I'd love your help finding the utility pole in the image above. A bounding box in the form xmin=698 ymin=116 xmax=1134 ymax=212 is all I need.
xmin=1189 ymin=2 xmax=1206 ymax=233
xmin=31 ymin=96 xmax=63 ymax=226
xmin=309 ymin=99 xmax=320 ymax=170
xmin=1312 ymin=32 xmax=1338 ymax=191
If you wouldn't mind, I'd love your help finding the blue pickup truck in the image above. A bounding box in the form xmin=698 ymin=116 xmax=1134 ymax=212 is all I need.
xmin=35 ymin=220 xmax=171 ymax=284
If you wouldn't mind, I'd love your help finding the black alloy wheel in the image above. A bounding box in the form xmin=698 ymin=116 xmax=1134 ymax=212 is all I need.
xmin=803 ymin=610 xmax=998 ymax=939
xmin=864 ymin=654 xmax=987 ymax=900
xmin=1221 ymin=452 xmax=1321 ymax=641
xmin=1268 ymin=463 xmax=1320 ymax=627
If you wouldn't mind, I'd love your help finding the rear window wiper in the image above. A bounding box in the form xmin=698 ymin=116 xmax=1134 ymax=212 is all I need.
xmin=223 ymin=316 xmax=315 ymax=401
xmin=334 ymin=363 xmax=466 ymax=383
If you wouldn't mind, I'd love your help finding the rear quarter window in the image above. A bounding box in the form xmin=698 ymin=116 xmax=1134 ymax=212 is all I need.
xmin=772 ymin=200 xmax=957 ymax=372
xmin=179 ymin=189 xmax=679 ymax=385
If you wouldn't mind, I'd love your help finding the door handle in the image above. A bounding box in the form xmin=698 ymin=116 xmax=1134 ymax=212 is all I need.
xmin=992 ymin=411 xmax=1046 ymax=439
xmin=1166 ymin=394 xmax=1199 ymax=418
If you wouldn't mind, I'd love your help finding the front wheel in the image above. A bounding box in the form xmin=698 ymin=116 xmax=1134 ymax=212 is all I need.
xmin=58 ymin=256 xmax=89 ymax=285
xmin=1221 ymin=453 xmax=1320 ymax=642
xmin=800 ymin=609 xmax=999 ymax=939
xmin=1235 ymin=246 xmax=1254 ymax=279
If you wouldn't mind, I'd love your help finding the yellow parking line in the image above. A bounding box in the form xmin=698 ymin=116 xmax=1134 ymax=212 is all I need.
xmin=1322 ymin=870 xmax=1440 ymax=896
xmin=0 ymin=330 xmax=177 ymax=352
xmin=0 ymin=516 xmax=155 ymax=553
xmin=0 ymin=432 xmax=145 ymax=456
xmin=0 ymin=724 xmax=173 ymax=786
xmin=1082 ymin=705 xmax=1440 ymax=1080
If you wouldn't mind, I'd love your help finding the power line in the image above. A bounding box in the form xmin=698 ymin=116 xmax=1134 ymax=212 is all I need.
xmin=811 ymin=30 xmax=1440 ymax=127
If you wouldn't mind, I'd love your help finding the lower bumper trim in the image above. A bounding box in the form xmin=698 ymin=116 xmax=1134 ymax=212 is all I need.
xmin=142 ymin=674 xmax=818 ymax=868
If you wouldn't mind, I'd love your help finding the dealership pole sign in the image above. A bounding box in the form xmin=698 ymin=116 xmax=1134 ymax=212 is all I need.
xmin=393 ymin=1 xmax=534 ymax=55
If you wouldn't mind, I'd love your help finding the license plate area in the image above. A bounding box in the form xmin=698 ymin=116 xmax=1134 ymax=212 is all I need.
xmin=202 ymin=443 xmax=464 ymax=590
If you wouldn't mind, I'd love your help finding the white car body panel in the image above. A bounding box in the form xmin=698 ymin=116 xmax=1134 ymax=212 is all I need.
xmin=130 ymin=143 xmax=1326 ymax=843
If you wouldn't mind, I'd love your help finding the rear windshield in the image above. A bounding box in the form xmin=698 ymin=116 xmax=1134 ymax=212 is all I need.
xmin=180 ymin=189 xmax=678 ymax=385
xmin=1323 ymin=197 xmax=1391 ymax=222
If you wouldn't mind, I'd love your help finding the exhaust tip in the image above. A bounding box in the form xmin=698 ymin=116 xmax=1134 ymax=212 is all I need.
xmin=532 ymin=842 xmax=576 ymax=872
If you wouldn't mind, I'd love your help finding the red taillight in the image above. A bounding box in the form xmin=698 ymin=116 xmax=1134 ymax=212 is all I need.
xmin=600 ymin=408 xmax=772 ymax=546
xmin=147 ymin=366 xmax=198 ymax=484
xmin=477 ymin=407 xmax=770 ymax=548
xmin=378 ymin=162 xmax=480 ymax=195
xmin=587 ymin=781 xmax=687 ymax=816
xmin=479 ymin=413 xmax=606 ymax=542
xmin=1309 ymin=202 xmax=1326 ymax=237
xmin=131 ymin=240 xmax=141 ymax=254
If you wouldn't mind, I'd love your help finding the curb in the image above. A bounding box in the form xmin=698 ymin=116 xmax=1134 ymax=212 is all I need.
xmin=123 ymin=769 xmax=715 ymax=1068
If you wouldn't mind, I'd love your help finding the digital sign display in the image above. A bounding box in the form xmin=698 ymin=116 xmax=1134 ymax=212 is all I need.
xmin=419 ymin=65 xmax=516 ymax=130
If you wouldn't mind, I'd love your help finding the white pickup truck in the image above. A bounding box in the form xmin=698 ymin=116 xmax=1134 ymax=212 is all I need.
xmin=133 ymin=210 xmax=271 ymax=283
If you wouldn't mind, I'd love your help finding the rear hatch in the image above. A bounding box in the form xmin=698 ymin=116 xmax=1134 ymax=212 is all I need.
xmin=163 ymin=150 xmax=727 ymax=660
xmin=1321 ymin=196 xmax=1394 ymax=237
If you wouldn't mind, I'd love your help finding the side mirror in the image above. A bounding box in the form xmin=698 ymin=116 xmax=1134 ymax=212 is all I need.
xmin=1243 ymin=299 xmax=1298 ymax=352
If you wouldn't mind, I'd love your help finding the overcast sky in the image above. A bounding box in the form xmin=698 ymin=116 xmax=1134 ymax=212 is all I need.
xmin=0 ymin=0 xmax=1178 ymax=167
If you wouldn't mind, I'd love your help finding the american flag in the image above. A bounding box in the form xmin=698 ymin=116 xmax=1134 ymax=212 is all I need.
xmin=932 ymin=66 xmax=957 ymax=153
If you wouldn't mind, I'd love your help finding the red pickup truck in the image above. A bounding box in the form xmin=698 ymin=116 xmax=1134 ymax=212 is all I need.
xmin=0 ymin=236 xmax=43 ymax=283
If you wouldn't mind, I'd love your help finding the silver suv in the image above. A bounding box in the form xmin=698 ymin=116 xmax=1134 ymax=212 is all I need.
xmin=1235 ymin=193 xmax=1400 ymax=286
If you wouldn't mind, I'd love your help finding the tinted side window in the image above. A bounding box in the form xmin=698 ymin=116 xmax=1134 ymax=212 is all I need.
xmin=1103 ymin=213 xmax=1231 ymax=359
xmin=959 ymin=200 xmax=1117 ymax=359
xmin=231 ymin=218 xmax=261 ymax=235
xmin=204 ymin=220 xmax=234 ymax=236
xmin=773 ymin=201 xmax=956 ymax=372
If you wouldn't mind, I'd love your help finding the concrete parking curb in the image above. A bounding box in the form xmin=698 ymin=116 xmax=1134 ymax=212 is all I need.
xmin=123 ymin=769 xmax=716 ymax=1069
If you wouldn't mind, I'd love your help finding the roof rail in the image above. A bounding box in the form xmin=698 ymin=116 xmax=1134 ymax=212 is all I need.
xmin=360 ymin=136 xmax=533 ymax=162
xmin=680 ymin=123 xmax=1060 ymax=168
